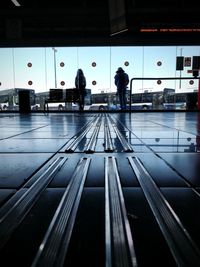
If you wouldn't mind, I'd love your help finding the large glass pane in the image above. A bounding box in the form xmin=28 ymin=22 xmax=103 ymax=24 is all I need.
xmin=0 ymin=45 xmax=199 ymax=111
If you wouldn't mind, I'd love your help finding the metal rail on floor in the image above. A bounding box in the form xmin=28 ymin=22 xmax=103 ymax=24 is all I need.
xmin=31 ymin=157 xmax=91 ymax=267
xmin=85 ymin=115 xmax=102 ymax=153
xmin=62 ymin=114 xmax=134 ymax=153
xmin=0 ymin=156 xmax=67 ymax=250
xmin=108 ymin=115 xmax=133 ymax=152
xmin=104 ymin=115 xmax=114 ymax=152
xmin=105 ymin=157 xmax=137 ymax=267
xmin=128 ymin=156 xmax=200 ymax=266
xmin=64 ymin=115 xmax=99 ymax=152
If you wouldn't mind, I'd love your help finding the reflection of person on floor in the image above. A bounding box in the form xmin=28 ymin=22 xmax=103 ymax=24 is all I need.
xmin=75 ymin=69 xmax=87 ymax=111
xmin=76 ymin=114 xmax=87 ymax=151
xmin=114 ymin=113 xmax=129 ymax=151
xmin=114 ymin=67 xmax=129 ymax=110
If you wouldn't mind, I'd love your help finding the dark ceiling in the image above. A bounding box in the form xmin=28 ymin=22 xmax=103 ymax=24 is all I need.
xmin=0 ymin=0 xmax=200 ymax=47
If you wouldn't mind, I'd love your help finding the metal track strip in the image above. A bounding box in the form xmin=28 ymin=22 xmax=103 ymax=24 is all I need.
xmin=31 ymin=157 xmax=91 ymax=267
xmin=104 ymin=116 xmax=114 ymax=152
xmin=64 ymin=116 xmax=99 ymax=153
xmin=0 ymin=156 xmax=67 ymax=250
xmin=105 ymin=157 xmax=137 ymax=267
xmin=108 ymin=115 xmax=133 ymax=152
xmin=85 ymin=116 xmax=102 ymax=153
xmin=128 ymin=156 xmax=200 ymax=266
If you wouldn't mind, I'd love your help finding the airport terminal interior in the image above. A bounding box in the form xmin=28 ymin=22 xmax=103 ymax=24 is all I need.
xmin=1 ymin=0 xmax=200 ymax=266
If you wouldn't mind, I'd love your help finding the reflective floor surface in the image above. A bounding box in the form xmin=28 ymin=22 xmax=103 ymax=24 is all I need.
xmin=0 ymin=111 xmax=200 ymax=266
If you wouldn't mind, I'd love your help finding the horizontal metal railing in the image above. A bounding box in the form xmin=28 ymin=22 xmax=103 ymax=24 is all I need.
xmin=129 ymin=76 xmax=200 ymax=111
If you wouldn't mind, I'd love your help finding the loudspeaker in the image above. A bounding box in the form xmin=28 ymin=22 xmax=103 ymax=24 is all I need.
xmin=176 ymin=57 xmax=184 ymax=70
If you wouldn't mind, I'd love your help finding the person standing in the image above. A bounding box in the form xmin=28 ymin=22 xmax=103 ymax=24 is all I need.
xmin=75 ymin=68 xmax=87 ymax=111
xmin=114 ymin=67 xmax=129 ymax=110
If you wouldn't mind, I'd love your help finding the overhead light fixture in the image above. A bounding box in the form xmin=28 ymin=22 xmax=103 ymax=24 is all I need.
xmin=11 ymin=0 xmax=21 ymax=7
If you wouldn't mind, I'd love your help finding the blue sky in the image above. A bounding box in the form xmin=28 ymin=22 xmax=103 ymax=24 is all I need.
xmin=0 ymin=46 xmax=199 ymax=94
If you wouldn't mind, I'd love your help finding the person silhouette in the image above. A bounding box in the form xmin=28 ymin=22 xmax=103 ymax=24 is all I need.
xmin=114 ymin=67 xmax=129 ymax=110
xmin=75 ymin=69 xmax=87 ymax=111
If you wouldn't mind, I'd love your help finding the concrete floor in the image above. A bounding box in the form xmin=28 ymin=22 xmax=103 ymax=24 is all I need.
xmin=0 ymin=111 xmax=200 ymax=266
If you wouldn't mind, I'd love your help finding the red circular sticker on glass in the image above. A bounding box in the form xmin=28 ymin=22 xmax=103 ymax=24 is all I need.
xmin=189 ymin=80 xmax=194 ymax=85
xmin=157 ymin=79 xmax=162 ymax=85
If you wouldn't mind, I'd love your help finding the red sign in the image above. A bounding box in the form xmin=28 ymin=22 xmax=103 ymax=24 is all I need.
xmin=184 ymin=57 xmax=191 ymax=67
xmin=187 ymin=70 xmax=193 ymax=73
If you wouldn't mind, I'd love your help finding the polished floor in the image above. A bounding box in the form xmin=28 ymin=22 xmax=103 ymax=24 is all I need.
xmin=0 ymin=111 xmax=200 ymax=266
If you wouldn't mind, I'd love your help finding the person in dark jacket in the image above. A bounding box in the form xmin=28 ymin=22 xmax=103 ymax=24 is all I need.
xmin=75 ymin=69 xmax=86 ymax=111
xmin=114 ymin=67 xmax=129 ymax=110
